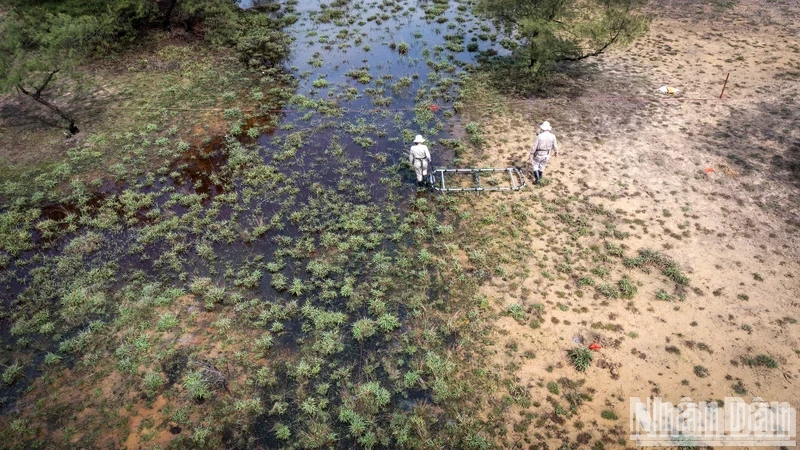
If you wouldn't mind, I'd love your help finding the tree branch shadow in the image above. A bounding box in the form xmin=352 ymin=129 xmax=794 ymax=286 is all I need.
xmin=703 ymin=94 xmax=800 ymax=225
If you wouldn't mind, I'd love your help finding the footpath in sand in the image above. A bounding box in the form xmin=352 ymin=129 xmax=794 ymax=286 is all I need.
xmin=462 ymin=1 xmax=800 ymax=447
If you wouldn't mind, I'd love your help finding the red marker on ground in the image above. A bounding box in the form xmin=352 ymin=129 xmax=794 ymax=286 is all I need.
xmin=589 ymin=343 xmax=602 ymax=351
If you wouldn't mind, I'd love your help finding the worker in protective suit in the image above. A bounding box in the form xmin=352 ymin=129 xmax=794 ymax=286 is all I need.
xmin=409 ymin=134 xmax=432 ymax=188
xmin=530 ymin=121 xmax=558 ymax=184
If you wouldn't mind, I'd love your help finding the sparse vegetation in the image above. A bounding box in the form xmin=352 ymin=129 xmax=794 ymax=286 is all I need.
xmin=741 ymin=354 xmax=778 ymax=369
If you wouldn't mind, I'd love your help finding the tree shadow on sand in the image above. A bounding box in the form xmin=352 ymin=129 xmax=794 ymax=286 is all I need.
xmin=471 ymin=53 xmax=605 ymax=99
xmin=703 ymin=95 xmax=800 ymax=226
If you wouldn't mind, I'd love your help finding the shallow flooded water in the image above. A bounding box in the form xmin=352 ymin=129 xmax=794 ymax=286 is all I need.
xmin=1 ymin=0 xmax=505 ymax=446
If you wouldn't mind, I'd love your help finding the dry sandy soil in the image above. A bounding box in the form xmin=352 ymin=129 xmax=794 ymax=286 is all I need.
xmin=465 ymin=0 xmax=800 ymax=447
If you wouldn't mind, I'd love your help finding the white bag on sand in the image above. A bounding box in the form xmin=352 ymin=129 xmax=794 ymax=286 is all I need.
xmin=658 ymin=85 xmax=680 ymax=95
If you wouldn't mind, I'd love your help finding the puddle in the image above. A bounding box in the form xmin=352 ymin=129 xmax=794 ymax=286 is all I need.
xmin=168 ymin=141 xmax=229 ymax=199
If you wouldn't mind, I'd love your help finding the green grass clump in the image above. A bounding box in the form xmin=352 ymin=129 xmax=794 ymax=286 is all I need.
xmin=567 ymin=346 xmax=593 ymax=372
xmin=600 ymin=410 xmax=618 ymax=420
xmin=397 ymin=41 xmax=410 ymax=54
xmin=508 ymin=303 xmax=526 ymax=322
xmin=547 ymin=381 xmax=559 ymax=395
xmin=665 ymin=345 xmax=680 ymax=355
xmin=618 ymin=276 xmax=637 ymax=299
xmin=156 ymin=312 xmax=179 ymax=331
xmin=183 ymin=371 xmax=211 ymax=401
xmin=275 ymin=423 xmax=291 ymax=440
xmin=2 ymin=363 xmax=24 ymax=385
xmin=605 ymin=241 xmax=624 ymax=257
xmin=144 ymin=371 xmax=165 ymax=395
xmin=655 ymin=289 xmax=674 ymax=301
xmin=596 ymin=283 xmax=619 ymax=299
xmin=352 ymin=318 xmax=377 ymax=342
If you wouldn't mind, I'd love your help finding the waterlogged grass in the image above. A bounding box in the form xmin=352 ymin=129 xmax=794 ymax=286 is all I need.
xmin=0 ymin=0 xmax=510 ymax=447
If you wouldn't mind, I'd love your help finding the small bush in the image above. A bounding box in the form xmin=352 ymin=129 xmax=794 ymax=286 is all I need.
xmin=547 ymin=381 xmax=559 ymax=395
xmin=567 ymin=346 xmax=593 ymax=372
xmin=693 ymin=365 xmax=709 ymax=378
xmin=665 ymin=346 xmax=681 ymax=355
xmin=600 ymin=410 xmax=618 ymax=420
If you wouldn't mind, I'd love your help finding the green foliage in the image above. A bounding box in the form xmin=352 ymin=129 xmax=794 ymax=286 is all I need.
xmin=507 ymin=303 xmax=527 ymax=322
xmin=546 ymin=381 xmax=559 ymax=395
xmin=44 ymin=353 xmax=62 ymax=366
xmin=655 ymin=289 xmax=674 ymax=301
xmin=2 ymin=363 xmax=24 ymax=385
xmin=183 ymin=370 xmax=211 ymax=401
xmin=0 ymin=9 xmax=98 ymax=92
xmin=60 ymin=285 xmax=107 ymax=325
xmin=356 ymin=381 xmax=391 ymax=415
xmin=397 ymin=41 xmax=410 ymax=54
xmin=376 ymin=313 xmax=401 ymax=333
xmin=234 ymin=13 xmax=290 ymax=69
xmin=156 ymin=312 xmax=179 ymax=331
xmin=475 ymin=0 xmax=650 ymax=73
xmin=618 ymin=276 xmax=637 ymax=299
xmin=352 ymin=318 xmax=377 ymax=342
xmin=143 ymin=371 xmax=165 ymax=395
xmin=255 ymin=333 xmax=274 ymax=355
xmin=601 ymin=410 xmax=618 ymax=420
xmin=596 ymin=283 xmax=619 ymax=299
xmin=275 ymin=423 xmax=292 ymax=440
xmin=567 ymin=346 xmax=593 ymax=372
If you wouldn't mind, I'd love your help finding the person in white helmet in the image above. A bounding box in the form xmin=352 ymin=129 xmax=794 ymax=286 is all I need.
xmin=409 ymin=134 xmax=432 ymax=188
xmin=530 ymin=121 xmax=558 ymax=184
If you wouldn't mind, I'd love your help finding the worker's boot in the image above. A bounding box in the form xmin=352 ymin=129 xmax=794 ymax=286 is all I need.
xmin=417 ymin=180 xmax=424 ymax=188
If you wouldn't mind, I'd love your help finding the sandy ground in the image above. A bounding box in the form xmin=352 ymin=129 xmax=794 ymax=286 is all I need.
xmin=467 ymin=1 xmax=800 ymax=447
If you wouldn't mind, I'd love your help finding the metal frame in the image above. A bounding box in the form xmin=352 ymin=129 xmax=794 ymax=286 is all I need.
xmin=428 ymin=168 xmax=527 ymax=192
